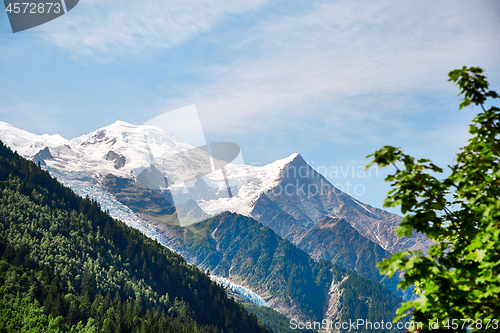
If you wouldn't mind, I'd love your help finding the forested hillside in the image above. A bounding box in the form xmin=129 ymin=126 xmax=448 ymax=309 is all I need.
xmin=242 ymin=303 xmax=316 ymax=333
xmin=103 ymin=174 xmax=405 ymax=328
xmin=0 ymin=141 xmax=270 ymax=333
xmin=166 ymin=211 xmax=404 ymax=328
xmin=294 ymin=216 xmax=400 ymax=294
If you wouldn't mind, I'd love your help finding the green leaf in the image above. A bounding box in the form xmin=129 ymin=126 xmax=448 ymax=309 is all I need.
xmin=368 ymin=66 xmax=500 ymax=324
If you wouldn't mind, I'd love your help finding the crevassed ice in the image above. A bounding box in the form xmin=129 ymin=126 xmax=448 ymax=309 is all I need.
xmin=48 ymin=167 xmax=268 ymax=308
xmin=49 ymin=168 xmax=174 ymax=251
xmin=210 ymin=275 xmax=269 ymax=307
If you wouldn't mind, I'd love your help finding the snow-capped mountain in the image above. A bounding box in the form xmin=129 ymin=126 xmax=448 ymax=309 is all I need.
xmin=0 ymin=120 xmax=246 ymax=217
xmin=0 ymin=120 xmax=273 ymax=309
xmin=0 ymin=120 xmax=430 ymax=254
xmin=0 ymin=121 xmax=70 ymax=158
xmin=3 ymin=120 xmax=195 ymax=178
xmin=245 ymin=153 xmax=432 ymax=254
xmin=1 ymin=119 xmax=432 ymax=318
xmin=0 ymin=120 xmax=302 ymax=225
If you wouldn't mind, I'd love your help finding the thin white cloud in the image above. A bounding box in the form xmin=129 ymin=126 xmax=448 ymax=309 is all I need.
xmin=27 ymin=0 xmax=500 ymax=152
xmin=156 ymin=0 xmax=500 ymax=142
xmin=42 ymin=0 xmax=267 ymax=60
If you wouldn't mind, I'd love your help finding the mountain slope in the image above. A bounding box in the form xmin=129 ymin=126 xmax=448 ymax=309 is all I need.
xmin=294 ymin=217 xmax=400 ymax=292
xmin=157 ymin=211 xmax=404 ymax=326
xmin=0 ymin=120 xmax=426 ymax=309
xmin=0 ymin=140 xmax=270 ymax=333
xmin=0 ymin=120 xmax=426 ymax=253
xmin=100 ymin=173 xmax=407 ymax=322
xmin=242 ymin=303 xmax=316 ymax=333
xmin=11 ymin=121 xmax=430 ymax=250
xmin=247 ymin=153 xmax=431 ymax=254
xmin=0 ymin=121 xmax=69 ymax=158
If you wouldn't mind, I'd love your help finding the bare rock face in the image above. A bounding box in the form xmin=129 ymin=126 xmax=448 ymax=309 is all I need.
xmin=250 ymin=154 xmax=432 ymax=255
xmin=141 ymin=211 xmax=402 ymax=324
xmin=105 ymin=150 xmax=126 ymax=169
xmin=325 ymin=275 xmax=349 ymax=323
xmin=32 ymin=147 xmax=54 ymax=166
xmin=0 ymin=120 xmax=422 ymax=327
xmin=294 ymin=217 xmax=401 ymax=294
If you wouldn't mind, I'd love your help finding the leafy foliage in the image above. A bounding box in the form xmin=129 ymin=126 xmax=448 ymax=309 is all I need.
xmin=0 ymin=141 xmax=270 ymax=333
xmin=367 ymin=67 xmax=500 ymax=331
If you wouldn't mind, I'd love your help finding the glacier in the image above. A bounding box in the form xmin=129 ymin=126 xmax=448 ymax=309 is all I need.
xmin=47 ymin=167 xmax=270 ymax=308
xmin=210 ymin=275 xmax=269 ymax=307
xmin=0 ymin=120 xmax=297 ymax=221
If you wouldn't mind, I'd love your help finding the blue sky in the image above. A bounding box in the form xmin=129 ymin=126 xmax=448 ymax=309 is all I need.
xmin=1 ymin=0 xmax=499 ymax=212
